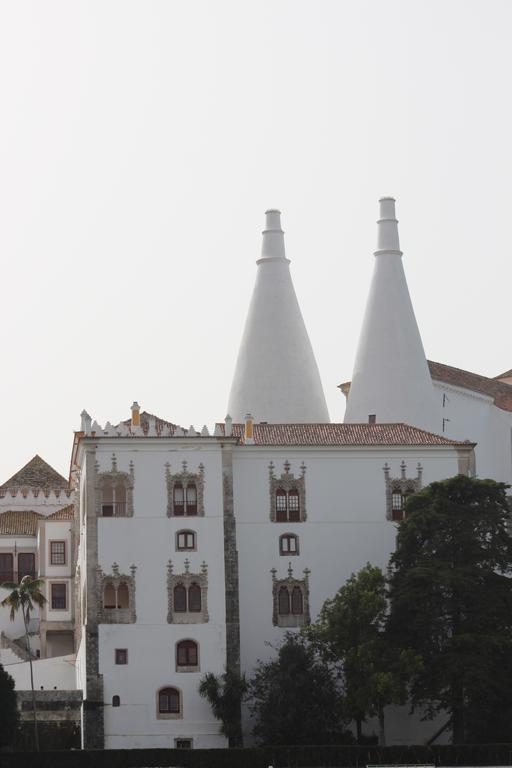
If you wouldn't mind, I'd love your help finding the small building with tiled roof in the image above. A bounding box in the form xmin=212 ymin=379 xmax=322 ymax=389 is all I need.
xmin=0 ymin=455 xmax=69 ymax=491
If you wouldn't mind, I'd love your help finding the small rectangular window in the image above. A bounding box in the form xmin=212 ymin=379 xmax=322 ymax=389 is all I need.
xmin=175 ymin=739 xmax=192 ymax=749
xmin=51 ymin=583 xmax=67 ymax=610
xmin=177 ymin=531 xmax=196 ymax=551
xmin=50 ymin=541 xmax=66 ymax=565
xmin=115 ymin=649 xmax=128 ymax=665
xmin=0 ymin=553 xmax=13 ymax=583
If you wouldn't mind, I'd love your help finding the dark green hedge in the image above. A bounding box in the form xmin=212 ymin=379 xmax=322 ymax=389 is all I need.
xmin=3 ymin=743 xmax=512 ymax=768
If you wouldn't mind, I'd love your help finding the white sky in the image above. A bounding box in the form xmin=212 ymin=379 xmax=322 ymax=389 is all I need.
xmin=0 ymin=0 xmax=510 ymax=482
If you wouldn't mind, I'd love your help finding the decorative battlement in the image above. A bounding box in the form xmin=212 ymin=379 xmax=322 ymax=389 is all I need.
xmin=80 ymin=407 xmax=212 ymax=439
xmin=0 ymin=488 xmax=74 ymax=513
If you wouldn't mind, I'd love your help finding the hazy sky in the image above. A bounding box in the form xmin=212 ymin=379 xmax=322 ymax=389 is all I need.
xmin=0 ymin=0 xmax=510 ymax=481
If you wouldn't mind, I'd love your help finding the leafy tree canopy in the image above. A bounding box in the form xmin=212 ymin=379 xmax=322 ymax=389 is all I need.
xmin=305 ymin=563 xmax=418 ymax=744
xmin=0 ymin=663 xmax=18 ymax=748
xmin=199 ymin=667 xmax=248 ymax=746
xmin=388 ymin=474 xmax=512 ymax=743
xmin=248 ymin=633 xmax=350 ymax=746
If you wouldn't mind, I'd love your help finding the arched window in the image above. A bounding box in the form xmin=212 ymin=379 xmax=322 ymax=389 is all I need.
xmin=278 ymin=586 xmax=290 ymax=615
xmin=188 ymin=583 xmax=201 ymax=612
xmin=288 ymin=489 xmax=300 ymax=522
xmin=112 ymin=695 xmax=120 ymax=707
xmin=159 ymin=687 xmax=180 ymax=714
xmin=275 ymin=488 xmax=287 ymax=522
xmin=391 ymin=489 xmax=404 ymax=521
xmin=100 ymin=475 xmax=129 ymax=516
xmin=176 ymin=639 xmax=198 ymax=668
xmin=173 ymin=483 xmax=185 ymax=516
xmin=279 ymin=533 xmax=299 ymax=556
xmin=186 ymin=483 xmax=197 ymax=515
xmin=176 ymin=530 xmax=196 ymax=551
xmin=291 ymin=586 xmax=303 ymax=615
xmin=103 ymin=583 xmax=116 ymax=609
xmin=174 ymin=584 xmax=187 ymax=612
xmin=117 ymin=582 xmax=129 ymax=609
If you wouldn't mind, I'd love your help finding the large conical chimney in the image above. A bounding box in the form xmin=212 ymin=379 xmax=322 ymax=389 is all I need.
xmin=227 ymin=210 xmax=329 ymax=424
xmin=344 ymin=198 xmax=439 ymax=432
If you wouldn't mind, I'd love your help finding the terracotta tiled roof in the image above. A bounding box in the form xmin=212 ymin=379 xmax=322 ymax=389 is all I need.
xmin=0 ymin=510 xmax=42 ymax=536
xmin=0 ymin=455 xmax=69 ymax=491
xmin=338 ymin=361 xmax=512 ymax=413
xmin=427 ymin=361 xmax=512 ymax=412
xmin=495 ymin=369 xmax=512 ymax=380
xmin=217 ymin=422 xmax=470 ymax=447
xmin=121 ymin=411 xmax=179 ymax=435
xmin=46 ymin=505 xmax=74 ymax=521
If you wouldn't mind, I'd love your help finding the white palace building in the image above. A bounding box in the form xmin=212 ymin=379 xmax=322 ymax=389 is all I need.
xmin=0 ymin=199 xmax=510 ymax=748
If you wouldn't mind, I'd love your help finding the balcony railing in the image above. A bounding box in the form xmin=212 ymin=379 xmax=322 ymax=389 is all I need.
xmin=101 ymin=502 xmax=127 ymax=517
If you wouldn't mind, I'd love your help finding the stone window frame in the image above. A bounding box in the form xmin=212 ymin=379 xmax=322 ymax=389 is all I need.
xmin=115 ymin=648 xmax=128 ymax=665
xmin=268 ymin=461 xmax=307 ymax=522
xmin=167 ymin=559 xmax=209 ymax=624
xmin=96 ymin=562 xmax=137 ymax=624
xmin=279 ymin=533 xmax=299 ymax=556
xmin=49 ymin=540 xmax=67 ymax=566
xmin=49 ymin=581 xmax=68 ymax=611
xmin=95 ymin=454 xmax=134 ymax=518
xmin=166 ymin=461 xmax=205 ymax=517
xmin=175 ymin=738 xmax=193 ymax=749
xmin=271 ymin=563 xmax=311 ymax=628
xmin=176 ymin=529 xmax=197 ymax=552
xmin=175 ymin=638 xmax=200 ymax=673
xmin=383 ymin=461 xmax=423 ymax=521
xmin=156 ymin=686 xmax=183 ymax=720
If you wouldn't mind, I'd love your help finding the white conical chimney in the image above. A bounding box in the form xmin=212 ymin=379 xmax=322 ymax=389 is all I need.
xmin=227 ymin=210 xmax=329 ymax=424
xmin=344 ymin=198 xmax=439 ymax=432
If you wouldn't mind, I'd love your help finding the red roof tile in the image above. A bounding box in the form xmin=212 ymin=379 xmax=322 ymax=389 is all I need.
xmin=0 ymin=510 xmax=43 ymax=536
xmin=46 ymin=505 xmax=74 ymax=521
xmin=0 ymin=456 xmax=69 ymax=491
xmin=427 ymin=361 xmax=512 ymax=412
xmin=217 ymin=422 xmax=470 ymax=447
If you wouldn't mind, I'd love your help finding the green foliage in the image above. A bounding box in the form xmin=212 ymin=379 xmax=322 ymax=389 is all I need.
xmin=13 ymin=721 xmax=80 ymax=751
xmin=0 ymin=663 xmax=18 ymax=748
xmin=305 ymin=563 xmax=419 ymax=744
xmin=0 ymin=576 xmax=47 ymax=623
xmin=388 ymin=474 xmax=512 ymax=743
xmin=198 ymin=667 xmax=248 ymax=746
xmin=248 ymin=633 xmax=351 ymax=746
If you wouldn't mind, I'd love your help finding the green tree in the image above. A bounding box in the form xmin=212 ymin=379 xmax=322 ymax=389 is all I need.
xmin=248 ymin=633 xmax=349 ymax=746
xmin=388 ymin=474 xmax=512 ymax=744
xmin=198 ymin=667 xmax=248 ymax=746
xmin=0 ymin=663 xmax=18 ymax=749
xmin=305 ymin=563 xmax=417 ymax=745
xmin=1 ymin=576 xmax=46 ymax=752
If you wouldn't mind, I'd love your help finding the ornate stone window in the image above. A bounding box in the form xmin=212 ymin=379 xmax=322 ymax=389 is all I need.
xmin=97 ymin=562 xmax=137 ymax=624
xmin=176 ymin=530 xmax=196 ymax=551
xmin=271 ymin=564 xmax=310 ymax=628
xmin=167 ymin=559 xmax=209 ymax=624
xmin=269 ymin=461 xmax=306 ymax=522
xmin=176 ymin=639 xmax=199 ymax=672
xmin=157 ymin=686 xmax=182 ymax=719
xmin=96 ymin=454 xmax=134 ymax=517
xmin=166 ymin=461 xmax=205 ymax=517
xmin=383 ymin=461 xmax=423 ymax=521
xmin=279 ymin=533 xmax=299 ymax=556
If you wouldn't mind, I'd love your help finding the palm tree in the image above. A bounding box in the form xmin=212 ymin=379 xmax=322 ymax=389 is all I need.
xmin=1 ymin=575 xmax=46 ymax=751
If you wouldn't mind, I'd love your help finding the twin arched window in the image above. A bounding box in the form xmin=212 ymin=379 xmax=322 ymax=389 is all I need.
xmin=101 ymin=476 xmax=128 ymax=517
xmin=275 ymin=488 xmax=300 ymax=522
xmin=103 ymin=581 xmax=129 ymax=609
xmin=278 ymin=585 xmax=304 ymax=616
xmin=173 ymin=482 xmax=197 ymax=516
xmin=173 ymin=582 xmax=201 ymax=613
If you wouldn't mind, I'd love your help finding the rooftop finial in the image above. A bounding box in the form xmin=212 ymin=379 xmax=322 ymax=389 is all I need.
xmin=375 ymin=197 xmax=401 ymax=255
xmin=260 ymin=209 xmax=287 ymax=261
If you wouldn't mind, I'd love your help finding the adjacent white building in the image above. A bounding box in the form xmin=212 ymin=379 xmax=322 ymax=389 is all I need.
xmin=0 ymin=202 xmax=509 ymax=748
